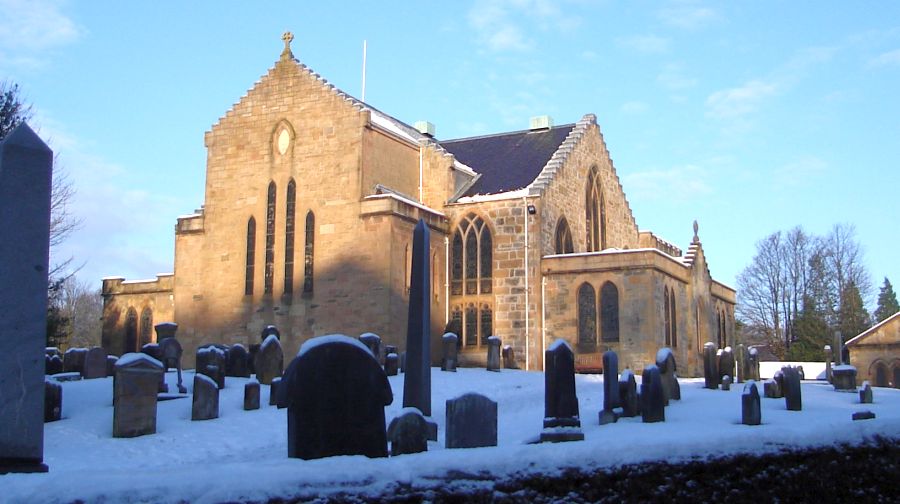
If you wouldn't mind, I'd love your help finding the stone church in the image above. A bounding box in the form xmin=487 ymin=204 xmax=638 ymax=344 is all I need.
xmin=101 ymin=34 xmax=736 ymax=375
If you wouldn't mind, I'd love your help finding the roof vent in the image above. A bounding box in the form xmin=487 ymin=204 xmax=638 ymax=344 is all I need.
xmin=529 ymin=115 xmax=553 ymax=131
xmin=414 ymin=121 xmax=435 ymax=137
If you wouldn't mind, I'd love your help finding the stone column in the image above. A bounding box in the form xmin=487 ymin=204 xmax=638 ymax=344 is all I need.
xmin=403 ymin=220 xmax=432 ymax=416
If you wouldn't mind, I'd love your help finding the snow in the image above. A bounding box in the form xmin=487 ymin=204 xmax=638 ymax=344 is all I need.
xmin=297 ymin=334 xmax=371 ymax=358
xmin=115 ymin=352 xmax=163 ymax=369
xmin=656 ymin=347 xmax=673 ymax=365
xmin=5 ymin=368 xmax=900 ymax=503
xmin=760 ymin=361 xmax=827 ymax=380
xmin=260 ymin=334 xmax=281 ymax=352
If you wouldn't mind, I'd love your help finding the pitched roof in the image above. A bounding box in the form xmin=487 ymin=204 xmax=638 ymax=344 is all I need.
xmin=439 ymin=124 xmax=576 ymax=197
xmin=846 ymin=311 xmax=900 ymax=346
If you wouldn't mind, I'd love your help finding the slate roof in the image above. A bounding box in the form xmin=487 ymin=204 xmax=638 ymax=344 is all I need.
xmin=439 ymin=124 xmax=576 ymax=197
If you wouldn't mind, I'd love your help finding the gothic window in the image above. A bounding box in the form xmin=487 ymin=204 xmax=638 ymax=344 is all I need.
xmin=125 ymin=308 xmax=138 ymax=353
xmin=465 ymin=304 xmax=478 ymax=347
xmin=600 ymin=281 xmax=619 ymax=342
xmin=577 ymin=282 xmax=597 ymax=350
xmin=432 ymin=251 xmax=439 ymax=301
xmin=139 ymin=307 xmax=153 ymax=347
xmin=303 ymin=211 xmax=315 ymax=294
xmin=284 ymin=179 xmax=296 ymax=295
xmin=264 ymin=182 xmax=276 ymax=294
xmin=451 ymin=231 xmax=463 ymax=295
xmin=480 ymin=304 xmax=493 ymax=345
xmin=404 ymin=243 xmax=411 ymax=296
xmin=451 ymin=305 xmax=463 ymax=337
xmin=664 ymin=288 xmax=671 ymax=347
xmin=717 ymin=312 xmax=722 ymax=349
xmin=450 ymin=213 xmax=494 ymax=349
xmin=555 ymin=217 xmax=574 ymax=254
xmin=585 ymin=167 xmax=606 ymax=252
xmin=670 ymin=289 xmax=677 ymax=348
xmin=245 ymin=217 xmax=256 ymax=295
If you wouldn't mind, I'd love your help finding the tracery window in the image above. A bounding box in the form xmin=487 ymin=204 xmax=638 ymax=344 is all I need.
xmin=264 ymin=182 xmax=276 ymax=294
xmin=450 ymin=213 xmax=494 ymax=348
xmin=664 ymin=288 xmax=671 ymax=347
xmin=139 ymin=307 xmax=153 ymax=347
xmin=585 ymin=166 xmax=607 ymax=252
xmin=125 ymin=308 xmax=138 ymax=353
xmin=303 ymin=211 xmax=315 ymax=294
xmin=245 ymin=217 xmax=256 ymax=296
xmin=600 ymin=281 xmax=619 ymax=342
xmin=577 ymin=282 xmax=597 ymax=351
xmin=284 ymin=179 xmax=296 ymax=295
xmin=670 ymin=289 xmax=677 ymax=347
xmin=555 ymin=217 xmax=574 ymax=254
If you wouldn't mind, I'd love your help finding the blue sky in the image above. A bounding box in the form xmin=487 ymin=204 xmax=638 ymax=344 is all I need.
xmin=3 ymin=1 xmax=898 ymax=306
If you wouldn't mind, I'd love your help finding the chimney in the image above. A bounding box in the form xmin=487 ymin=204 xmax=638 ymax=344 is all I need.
xmin=414 ymin=121 xmax=435 ymax=137
xmin=529 ymin=115 xmax=553 ymax=131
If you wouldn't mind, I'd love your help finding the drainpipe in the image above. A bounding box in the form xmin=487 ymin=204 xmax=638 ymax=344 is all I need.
xmin=523 ymin=196 xmax=530 ymax=370
xmin=541 ymin=275 xmax=547 ymax=370
xmin=444 ymin=236 xmax=449 ymax=325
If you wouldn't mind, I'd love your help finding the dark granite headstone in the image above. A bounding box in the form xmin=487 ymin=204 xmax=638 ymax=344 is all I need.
xmin=703 ymin=342 xmax=719 ymax=389
xmin=154 ymin=322 xmax=178 ymax=341
xmin=191 ymin=373 xmax=219 ymax=421
xmin=859 ymin=381 xmax=873 ymax=404
xmin=261 ymin=325 xmax=280 ymax=341
xmin=387 ymin=408 xmax=429 ymax=456
xmin=640 ymin=365 xmax=665 ymax=423
xmin=63 ymin=347 xmax=88 ymax=375
xmin=46 ymin=354 xmax=63 ymax=375
xmin=403 ymin=220 xmax=432 ymax=418
xmin=446 ymin=393 xmax=498 ymax=449
xmin=782 ymin=366 xmax=802 ymax=411
xmin=269 ymin=377 xmax=282 ymax=406
xmin=718 ymin=347 xmax=735 ymax=383
xmin=655 ymin=348 xmax=680 ymax=403
xmin=441 ymin=333 xmax=458 ymax=372
xmin=486 ymin=336 xmax=502 ymax=372
xmin=359 ymin=333 xmax=382 ymax=364
xmin=599 ymin=350 xmax=619 ymax=425
xmin=196 ymin=345 xmax=226 ymax=389
xmin=541 ymin=340 xmax=583 ymax=442
xmin=618 ymin=369 xmax=639 ymax=418
xmin=385 ymin=353 xmax=399 ymax=376
xmin=255 ymin=335 xmax=283 ymax=385
xmin=158 ymin=337 xmax=185 ymax=393
xmin=384 ymin=345 xmax=398 ymax=356
xmin=852 ymin=410 xmax=875 ymax=421
xmin=832 ymin=365 xmax=857 ymax=391
xmin=225 ymin=344 xmax=250 ymax=378
xmin=502 ymin=345 xmax=518 ymax=369
xmin=44 ymin=380 xmax=62 ymax=423
xmin=244 ymin=379 xmax=260 ymax=410
xmin=747 ymin=347 xmax=760 ymax=381
xmin=283 ymin=335 xmax=393 ymax=460
xmin=741 ymin=381 xmax=761 ymax=426
xmin=82 ymin=347 xmax=108 ymax=379
xmin=141 ymin=343 xmax=162 ymax=362
xmin=764 ymin=376 xmax=782 ymax=399
xmin=113 ymin=353 xmax=164 ymax=437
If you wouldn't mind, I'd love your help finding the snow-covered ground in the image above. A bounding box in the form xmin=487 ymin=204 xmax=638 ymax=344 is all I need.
xmin=5 ymin=367 xmax=900 ymax=504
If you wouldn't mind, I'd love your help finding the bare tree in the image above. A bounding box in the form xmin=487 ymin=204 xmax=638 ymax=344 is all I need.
xmin=54 ymin=276 xmax=103 ymax=349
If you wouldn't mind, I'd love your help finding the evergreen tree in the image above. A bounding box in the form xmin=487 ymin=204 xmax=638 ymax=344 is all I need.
xmin=874 ymin=277 xmax=899 ymax=323
xmin=838 ymin=280 xmax=870 ymax=342
xmin=788 ymin=294 xmax=830 ymax=361
xmin=0 ymin=80 xmax=32 ymax=140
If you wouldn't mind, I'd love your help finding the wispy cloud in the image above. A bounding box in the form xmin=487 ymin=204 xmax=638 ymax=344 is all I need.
xmin=657 ymin=62 xmax=697 ymax=90
xmin=620 ymin=101 xmax=649 ymax=114
xmin=705 ymin=80 xmax=777 ymax=119
xmin=616 ymin=34 xmax=670 ymax=54
xmin=0 ymin=0 xmax=83 ymax=70
xmin=867 ymin=48 xmax=900 ymax=68
xmin=774 ymin=155 xmax=828 ymax=189
xmin=467 ymin=0 xmax=581 ymax=53
xmin=622 ymin=164 xmax=713 ymax=203
xmin=656 ymin=1 xmax=720 ymax=30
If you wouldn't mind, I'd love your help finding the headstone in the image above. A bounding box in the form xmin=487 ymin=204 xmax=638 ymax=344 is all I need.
xmin=718 ymin=347 xmax=735 ymax=383
xmin=446 ymin=393 xmax=498 ymax=449
xmin=225 ymin=344 xmax=250 ymax=378
xmin=261 ymin=325 xmax=280 ymax=341
xmin=540 ymin=340 xmax=583 ymax=442
xmin=244 ymin=379 xmax=260 ymax=410
xmin=763 ymin=377 xmax=782 ymax=399
xmin=44 ymin=379 xmax=62 ymax=423
xmin=782 ymin=366 xmax=802 ymax=411
xmin=191 ymin=373 xmax=219 ymax=421
xmin=403 ymin=220 xmax=433 ymax=423
xmin=196 ymin=345 xmax=226 ymax=389
xmin=82 ymin=347 xmax=108 ymax=379
xmin=105 ymin=355 xmax=118 ymax=378
xmin=283 ymin=335 xmax=393 ymax=460
xmin=736 ymin=344 xmax=746 ymax=383
xmin=63 ymin=348 xmax=88 ymax=375
xmin=859 ymin=381 xmax=873 ymax=404
xmin=721 ymin=375 xmax=732 ymax=391
xmin=747 ymin=347 xmax=760 ymax=381
xmin=154 ymin=322 xmax=178 ymax=341
xmin=852 ymin=410 xmax=875 ymax=421
xmin=599 ymin=350 xmax=619 ymax=424
xmin=486 ymin=336 xmax=502 ymax=372
xmin=384 ymin=345 xmax=398 ymax=357
xmin=832 ymin=365 xmax=857 ymax=392
xmin=741 ymin=381 xmax=761 ymax=426
xmin=655 ymin=348 xmax=680 ymax=403
xmin=254 ymin=334 xmax=283 ymax=385
xmin=387 ymin=408 xmax=429 ymax=456
xmin=441 ymin=333 xmax=458 ymax=372
xmin=141 ymin=343 xmax=162 ymax=361
xmin=158 ymin=336 xmax=185 ymax=393
xmin=45 ymin=347 xmax=60 ymax=358
xmin=384 ymin=353 xmax=399 ymax=376
xmin=0 ymin=124 xmax=53 ymax=475
xmin=618 ymin=369 xmax=639 ymax=417
xmin=46 ymin=354 xmax=63 ymax=375
xmin=502 ymin=345 xmax=518 ymax=369
xmin=358 ymin=333 xmax=382 ymax=364
xmin=824 ymin=345 xmax=833 ymax=383
xmin=269 ymin=377 xmax=282 ymax=406
xmin=640 ymin=365 xmax=665 ymax=423
xmin=113 ymin=353 xmax=164 ymax=438
xmin=703 ymin=342 xmax=719 ymax=389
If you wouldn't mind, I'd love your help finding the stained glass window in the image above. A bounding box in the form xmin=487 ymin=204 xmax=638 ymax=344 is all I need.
xmin=585 ymin=167 xmax=606 ymax=252
xmin=600 ymin=281 xmax=619 ymax=342
xmin=284 ymin=179 xmax=296 ymax=295
xmin=303 ymin=211 xmax=314 ymax=294
xmin=265 ymin=182 xmax=276 ymax=294
xmin=577 ymin=282 xmax=597 ymax=350
xmin=245 ymin=217 xmax=256 ymax=295
xmin=555 ymin=217 xmax=574 ymax=254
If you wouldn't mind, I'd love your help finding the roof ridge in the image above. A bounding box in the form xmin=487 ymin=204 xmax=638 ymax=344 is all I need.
xmin=527 ymin=114 xmax=595 ymax=196
xmin=440 ymin=123 xmax=578 ymax=144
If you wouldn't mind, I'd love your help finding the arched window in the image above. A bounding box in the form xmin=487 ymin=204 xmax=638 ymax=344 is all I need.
xmin=872 ymin=361 xmax=889 ymax=388
xmin=464 ymin=304 xmax=478 ymax=347
xmin=664 ymin=288 xmax=671 ymax=346
xmin=450 ymin=213 xmax=494 ymax=348
xmin=284 ymin=179 xmax=296 ymax=295
xmin=717 ymin=311 xmax=723 ymax=349
xmin=451 ymin=231 xmax=463 ymax=295
xmin=139 ymin=307 xmax=153 ymax=346
xmin=303 ymin=210 xmax=315 ymax=294
xmin=585 ymin=166 xmax=606 ymax=252
xmin=125 ymin=308 xmax=138 ymax=353
xmin=480 ymin=304 xmax=493 ymax=345
xmin=600 ymin=281 xmax=619 ymax=342
xmin=670 ymin=289 xmax=677 ymax=347
xmin=432 ymin=251 xmax=439 ymax=302
xmin=577 ymin=282 xmax=597 ymax=351
xmin=404 ymin=243 xmax=411 ymax=296
xmin=555 ymin=217 xmax=574 ymax=254
xmin=264 ymin=182 xmax=276 ymax=294
xmin=245 ymin=217 xmax=256 ymax=295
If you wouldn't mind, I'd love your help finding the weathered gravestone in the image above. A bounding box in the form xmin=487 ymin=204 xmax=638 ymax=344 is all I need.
xmin=721 ymin=375 xmax=732 ymax=391
xmin=640 ymin=365 xmax=665 ymax=423
xmin=384 ymin=352 xmax=399 ymax=376
xmin=747 ymin=347 xmax=760 ymax=381
xmin=105 ymin=355 xmax=118 ymax=378
xmin=782 ymin=366 xmax=802 ymax=411
xmin=384 ymin=345 xmax=398 ymax=357
xmin=387 ymin=408 xmax=429 ymax=456
xmin=741 ymin=381 xmax=761 ymax=426
xmin=158 ymin=336 xmax=185 ymax=393
xmin=191 ymin=373 xmax=219 ymax=421
xmin=403 ymin=220 xmax=433 ymax=420
xmin=599 ymin=350 xmax=619 ymax=425
xmin=269 ymin=377 xmax=282 ymax=406
xmin=83 ymin=347 xmax=108 ymax=379
xmin=502 ymin=345 xmax=518 ymax=369
xmin=283 ymin=335 xmax=393 ymax=460
xmin=63 ymin=347 xmax=88 ymax=375
xmin=832 ymin=365 xmax=857 ymax=392
xmin=446 ymin=393 xmax=498 ymax=449
xmin=656 ymin=348 xmax=680 ymax=403
xmin=113 ymin=353 xmax=164 ymax=438
xmin=0 ymin=124 xmax=53 ymax=474
xmin=255 ymin=334 xmax=283 ymax=385
xmin=244 ymin=378 xmax=260 ymax=410
xmin=261 ymin=325 xmax=280 ymax=341
xmin=45 ymin=354 xmax=63 ymax=375
xmin=763 ymin=379 xmax=781 ymax=399
xmin=852 ymin=410 xmax=875 ymax=421
xmin=44 ymin=380 xmax=62 ymax=423
xmin=859 ymin=381 xmax=873 ymax=404
xmin=703 ymin=342 xmax=719 ymax=389
xmin=225 ymin=344 xmax=250 ymax=378
xmin=486 ymin=336 xmax=502 ymax=372
xmin=540 ymin=340 xmax=584 ymax=442
xmin=736 ymin=344 xmax=746 ymax=383
xmin=718 ymin=347 xmax=735 ymax=384
xmin=154 ymin=322 xmax=178 ymax=341
xmin=196 ymin=345 xmax=226 ymax=389
xmin=441 ymin=333 xmax=458 ymax=372
xmin=141 ymin=343 xmax=162 ymax=361
xmin=359 ymin=333 xmax=382 ymax=364
xmin=618 ymin=369 xmax=639 ymax=418
xmin=824 ymin=345 xmax=833 ymax=383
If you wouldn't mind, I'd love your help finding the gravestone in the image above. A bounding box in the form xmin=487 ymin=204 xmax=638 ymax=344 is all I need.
xmin=113 ymin=353 xmax=164 ymax=438
xmin=387 ymin=408 xmax=429 ymax=456
xmin=599 ymin=350 xmax=619 ymax=425
xmin=261 ymin=325 xmax=280 ymax=341
xmin=736 ymin=344 xmax=746 ymax=383
xmin=196 ymin=345 xmax=226 ymax=389
xmin=782 ymin=366 xmax=802 ymax=411
xmin=384 ymin=353 xmax=399 ymax=376
xmin=718 ymin=347 xmax=735 ymax=383
xmin=486 ymin=336 xmax=502 ymax=372
xmin=385 ymin=345 xmax=398 ymax=356
xmin=83 ymin=347 xmax=108 ymax=379
xmin=269 ymin=377 xmax=282 ymax=406
xmin=225 ymin=344 xmax=250 ymax=378
xmin=640 ymin=365 xmax=665 ymax=423
xmin=618 ymin=369 xmax=639 ymax=417
xmin=244 ymin=379 xmax=260 ymax=410
xmin=859 ymin=381 xmax=873 ymax=404
xmin=154 ymin=322 xmax=178 ymax=341
xmin=44 ymin=380 xmax=62 ymax=423
xmin=852 ymin=410 xmax=875 ymax=421
xmin=191 ymin=373 xmax=219 ymax=421
xmin=832 ymin=365 xmax=857 ymax=392
xmin=283 ymin=335 xmax=393 ymax=460
xmin=255 ymin=334 xmax=283 ymax=385
xmin=824 ymin=345 xmax=833 ymax=383
xmin=721 ymin=375 xmax=732 ymax=391
xmin=502 ymin=345 xmax=518 ymax=369
xmin=540 ymin=340 xmax=583 ymax=442
xmin=741 ymin=381 xmax=761 ymax=426
xmin=105 ymin=355 xmax=118 ymax=377
xmin=0 ymin=124 xmax=53 ymax=474
xmin=359 ymin=333 xmax=382 ymax=364
xmin=703 ymin=342 xmax=719 ymax=389
xmin=403 ymin=220 xmax=433 ymax=419
xmin=158 ymin=336 xmax=185 ymax=393
xmin=141 ymin=343 xmax=162 ymax=361
xmin=63 ymin=347 xmax=88 ymax=375
xmin=446 ymin=393 xmax=498 ymax=449
xmin=747 ymin=347 xmax=760 ymax=381
xmin=655 ymin=348 xmax=680 ymax=403
xmin=441 ymin=333 xmax=458 ymax=372
xmin=46 ymin=354 xmax=63 ymax=375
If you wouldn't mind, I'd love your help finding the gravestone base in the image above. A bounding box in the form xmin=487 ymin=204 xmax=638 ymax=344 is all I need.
xmin=598 ymin=409 xmax=618 ymax=425
xmin=0 ymin=459 xmax=48 ymax=475
xmin=832 ymin=367 xmax=857 ymax=392
xmin=852 ymin=410 xmax=875 ymax=421
xmin=540 ymin=427 xmax=585 ymax=443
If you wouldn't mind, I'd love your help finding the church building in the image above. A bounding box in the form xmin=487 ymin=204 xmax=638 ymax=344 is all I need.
xmin=101 ymin=34 xmax=736 ymax=375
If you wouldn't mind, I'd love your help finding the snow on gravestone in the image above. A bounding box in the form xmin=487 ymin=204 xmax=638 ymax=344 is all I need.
xmin=255 ymin=334 xmax=283 ymax=385
xmin=82 ymin=347 xmax=108 ymax=379
xmin=656 ymin=347 xmax=681 ymax=402
xmin=599 ymin=350 xmax=619 ymax=425
xmin=358 ymin=333 xmax=382 ymax=365
xmin=782 ymin=366 xmax=802 ymax=411
xmin=440 ymin=333 xmax=458 ymax=372
xmin=742 ymin=381 xmax=761 ymax=426
xmin=0 ymin=124 xmax=52 ymax=474
xmin=387 ymin=408 xmax=429 ymax=456
xmin=244 ymin=378 xmax=260 ymax=410
xmin=486 ymin=336 xmax=502 ymax=372
xmin=113 ymin=353 xmax=164 ymax=438
xmin=191 ymin=373 xmax=219 ymax=421
xmin=618 ymin=369 xmax=639 ymax=418
xmin=703 ymin=342 xmax=719 ymax=389
xmin=282 ymin=335 xmax=393 ymax=460
xmin=540 ymin=339 xmax=584 ymax=442
xmin=640 ymin=365 xmax=665 ymax=423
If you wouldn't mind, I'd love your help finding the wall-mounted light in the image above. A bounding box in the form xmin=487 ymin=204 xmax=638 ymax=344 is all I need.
xmin=527 ymin=204 xmax=536 ymax=215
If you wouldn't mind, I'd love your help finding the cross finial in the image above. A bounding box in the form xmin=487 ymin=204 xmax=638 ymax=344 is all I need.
xmin=281 ymin=31 xmax=294 ymax=59
xmin=693 ymin=220 xmax=699 ymax=243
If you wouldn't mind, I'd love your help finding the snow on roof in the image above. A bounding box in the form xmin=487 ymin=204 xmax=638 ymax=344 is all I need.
xmin=364 ymin=192 xmax=445 ymax=217
xmin=846 ymin=311 xmax=900 ymax=346
xmin=454 ymin=187 xmax=530 ymax=204
xmin=297 ymin=333 xmax=373 ymax=358
xmin=369 ymin=109 xmax=427 ymax=145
